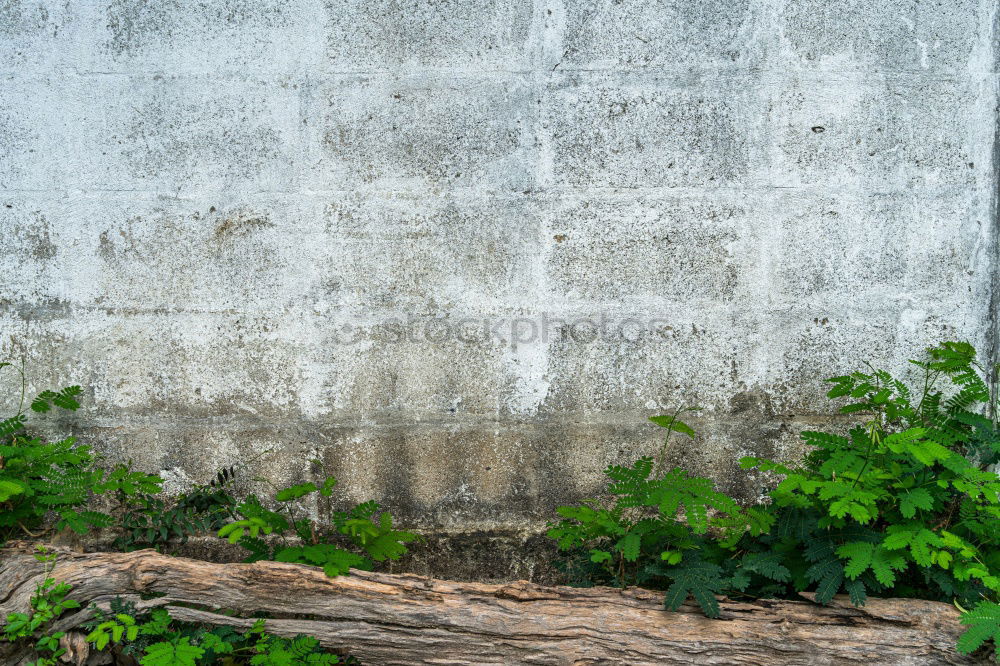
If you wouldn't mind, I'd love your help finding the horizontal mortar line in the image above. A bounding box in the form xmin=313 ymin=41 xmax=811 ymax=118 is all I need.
xmin=0 ymin=298 xmax=925 ymax=321
xmin=67 ymin=412 xmax=851 ymax=432
xmin=300 ymin=184 xmax=979 ymax=197
xmin=0 ymin=67 xmax=980 ymax=81
xmin=0 ymin=184 xmax=979 ymax=199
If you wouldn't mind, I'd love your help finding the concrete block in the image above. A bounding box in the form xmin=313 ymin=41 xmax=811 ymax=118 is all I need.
xmin=0 ymin=197 xmax=62 ymax=303
xmin=322 ymin=0 xmax=535 ymax=71
xmin=301 ymin=319 xmax=520 ymax=420
xmin=0 ymin=308 xmax=318 ymax=421
xmin=82 ymin=0 xmax=325 ymax=76
xmin=776 ymin=0 xmax=981 ymax=72
xmin=0 ymin=76 xmax=72 ymax=191
xmin=755 ymin=306 xmax=990 ymax=415
xmin=766 ymin=190 xmax=988 ymax=303
xmin=536 ymin=312 xmax=761 ymax=416
xmin=314 ymin=421 xmax=683 ymax=528
xmin=0 ymin=194 xmax=324 ymax=314
xmin=544 ymin=72 xmax=764 ymax=189
xmin=55 ymin=194 xmax=318 ymax=313
xmin=0 ymin=0 xmax=79 ymax=73
xmin=542 ymin=191 xmax=761 ymax=306
xmin=766 ymin=74 xmax=979 ymax=189
xmin=315 ymin=418 xmax=802 ymax=527
xmin=304 ymin=74 xmax=538 ymax=191
xmin=553 ymin=0 xmax=767 ymax=71
xmin=319 ymin=192 xmax=542 ymax=312
xmin=71 ymin=77 xmax=303 ymax=193
xmin=317 ymin=424 xmax=535 ymax=528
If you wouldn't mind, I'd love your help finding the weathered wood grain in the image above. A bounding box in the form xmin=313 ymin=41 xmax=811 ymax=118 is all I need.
xmin=0 ymin=545 xmax=987 ymax=665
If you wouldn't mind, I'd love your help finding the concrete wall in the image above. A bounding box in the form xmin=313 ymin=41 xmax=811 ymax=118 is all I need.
xmin=2 ymin=0 xmax=998 ymax=575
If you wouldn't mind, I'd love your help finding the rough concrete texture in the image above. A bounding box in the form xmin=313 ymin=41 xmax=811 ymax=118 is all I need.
xmin=1 ymin=0 xmax=999 ymax=578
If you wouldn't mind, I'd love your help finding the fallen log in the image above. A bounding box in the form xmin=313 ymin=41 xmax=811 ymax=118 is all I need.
xmin=0 ymin=545 xmax=986 ymax=665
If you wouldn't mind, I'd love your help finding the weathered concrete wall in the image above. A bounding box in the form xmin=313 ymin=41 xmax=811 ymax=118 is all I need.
xmin=2 ymin=1 xmax=999 ymax=575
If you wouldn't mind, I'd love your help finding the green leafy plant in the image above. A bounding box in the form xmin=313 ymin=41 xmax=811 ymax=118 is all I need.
xmin=218 ymin=475 xmax=418 ymax=577
xmin=550 ymin=340 xmax=1000 ymax=660
xmin=738 ymin=341 xmax=1000 ymax=658
xmin=0 ymin=362 xmax=162 ymax=543
xmin=2 ymin=546 xmax=81 ymax=666
xmin=113 ymin=467 xmax=239 ymax=552
xmin=84 ymin=599 xmax=349 ymax=665
xmin=547 ymin=412 xmax=771 ymax=617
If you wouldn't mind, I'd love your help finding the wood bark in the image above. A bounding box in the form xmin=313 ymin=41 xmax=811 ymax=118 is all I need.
xmin=0 ymin=544 xmax=987 ymax=665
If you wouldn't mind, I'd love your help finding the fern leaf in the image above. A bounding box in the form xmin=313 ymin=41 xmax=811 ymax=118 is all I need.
xmin=348 ymin=500 xmax=381 ymax=519
xmin=801 ymin=431 xmax=851 ymax=451
xmin=617 ymin=532 xmax=641 ymax=562
xmin=740 ymin=552 xmax=791 ymax=583
xmin=898 ymin=488 xmax=934 ymax=518
xmin=0 ymin=414 xmax=26 ymax=437
xmin=198 ymin=631 xmax=234 ymax=655
xmin=30 ymin=386 xmax=82 ymax=413
xmin=774 ymin=508 xmax=817 ymax=541
xmin=663 ymin=559 xmax=724 ymax=618
xmin=0 ymin=478 xmax=27 ymax=502
xmin=648 ymin=468 xmax=739 ymax=534
xmin=605 ymin=458 xmax=654 ymax=508
xmin=837 ymin=542 xmax=876 ymax=579
xmin=869 ymin=548 xmax=907 ymax=586
xmin=648 ymin=414 xmax=697 ymax=438
xmin=811 ymin=563 xmax=844 ymax=605
xmin=804 ymin=540 xmax=846 ymax=606
xmin=957 ymin=601 xmax=1000 ymax=657
xmin=275 ymin=482 xmax=318 ymax=502
xmin=140 ymin=637 xmax=204 ymax=666
xmin=844 ymin=578 xmax=867 ymax=606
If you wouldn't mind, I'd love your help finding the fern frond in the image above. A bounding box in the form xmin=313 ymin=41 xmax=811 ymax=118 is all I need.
xmin=957 ymin=601 xmax=1000 ymax=658
xmin=740 ymin=552 xmax=791 ymax=583
xmin=30 ymin=386 xmax=82 ymax=413
xmin=0 ymin=414 xmax=26 ymax=437
xmin=647 ymin=468 xmax=740 ymax=533
xmin=806 ymin=557 xmax=844 ymax=605
xmin=663 ymin=559 xmax=724 ymax=618
xmin=843 ymin=578 xmax=867 ymax=606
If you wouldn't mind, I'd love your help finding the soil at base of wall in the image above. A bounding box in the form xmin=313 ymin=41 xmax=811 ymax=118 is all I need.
xmin=79 ymin=529 xmax=562 ymax=585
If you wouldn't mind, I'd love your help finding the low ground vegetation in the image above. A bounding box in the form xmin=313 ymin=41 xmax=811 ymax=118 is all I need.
xmin=0 ymin=360 xmax=413 ymax=664
xmin=550 ymin=340 xmax=1000 ymax=659
xmin=3 ymin=342 xmax=1000 ymax=662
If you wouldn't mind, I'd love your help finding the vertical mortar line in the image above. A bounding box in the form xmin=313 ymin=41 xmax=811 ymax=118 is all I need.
xmin=530 ymin=0 xmax=560 ymax=349
xmin=746 ymin=0 xmax=786 ymax=399
xmin=984 ymin=0 xmax=1000 ymax=417
xmin=989 ymin=93 xmax=1000 ymax=416
xmin=532 ymin=0 xmax=561 ymax=191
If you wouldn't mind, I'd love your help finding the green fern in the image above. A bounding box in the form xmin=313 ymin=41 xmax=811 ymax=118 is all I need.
xmin=275 ymin=543 xmax=369 ymax=577
xmin=836 ymin=542 xmax=907 ymax=586
xmin=334 ymin=503 xmax=419 ymax=562
xmin=81 ymin=604 xmax=346 ymax=665
xmin=957 ymin=602 xmax=1000 ymax=659
xmin=0 ymin=365 xmax=162 ymax=543
xmin=218 ymin=476 xmax=418 ymax=578
xmin=29 ymin=386 xmax=82 ymax=413
xmin=739 ymin=552 xmax=791 ymax=583
xmin=275 ymin=482 xmax=319 ymax=502
xmin=663 ymin=559 xmax=725 ymax=618
xmin=141 ymin=637 xmax=204 ymax=666
xmin=551 ymin=340 xmax=1000 ymax=661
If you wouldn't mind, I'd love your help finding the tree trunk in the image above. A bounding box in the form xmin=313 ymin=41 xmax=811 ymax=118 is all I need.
xmin=0 ymin=544 xmax=986 ymax=665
